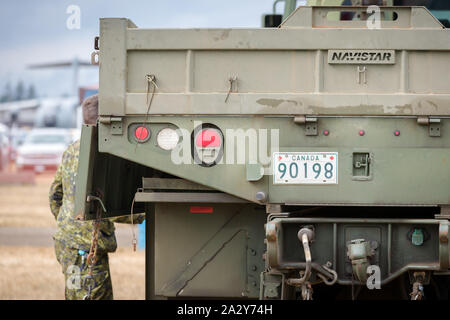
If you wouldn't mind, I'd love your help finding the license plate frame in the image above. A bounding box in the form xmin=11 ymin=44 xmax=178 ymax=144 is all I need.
xmin=273 ymin=152 xmax=338 ymax=185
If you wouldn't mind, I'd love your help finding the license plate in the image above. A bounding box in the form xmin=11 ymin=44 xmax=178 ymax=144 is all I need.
xmin=273 ymin=152 xmax=338 ymax=184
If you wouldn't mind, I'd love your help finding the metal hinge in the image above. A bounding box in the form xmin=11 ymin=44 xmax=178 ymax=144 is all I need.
xmin=94 ymin=36 xmax=100 ymax=50
xmin=294 ymin=116 xmax=318 ymax=136
xmin=98 ymin=116 xmax=123 ymax=135
xmin=435 ymin=206 xmax=450 ymax=220
xmin=417 ymin=116 xmax=441 ymax=137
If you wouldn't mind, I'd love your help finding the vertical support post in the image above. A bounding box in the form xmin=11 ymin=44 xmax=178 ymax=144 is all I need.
xmin=99 ymin=18 xmax=129 ymax=116
xmin=314 ymin=50 xmax=324 ymax=93
xmin=400 ymin=50 xmax=409 ymax=93
xmin=185 ymin=50 xmax=194 ymax=93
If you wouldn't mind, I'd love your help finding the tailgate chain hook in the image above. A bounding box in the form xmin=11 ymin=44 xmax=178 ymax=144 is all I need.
xmin=318 ymin=261 xmax=338 ymax=286
xmin=225 ymin=76 xmax=238 ymax=103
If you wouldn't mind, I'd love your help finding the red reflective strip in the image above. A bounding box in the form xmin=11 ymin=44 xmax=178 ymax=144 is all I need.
xmin=195 ymin=129 xmax=221 ymax=147
xmin=189 ymin=206 xmax=214 ymax=213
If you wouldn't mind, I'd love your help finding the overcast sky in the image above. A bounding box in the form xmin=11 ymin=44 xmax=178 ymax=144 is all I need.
xmin=0 ymin=0 xmax=280 ymax=98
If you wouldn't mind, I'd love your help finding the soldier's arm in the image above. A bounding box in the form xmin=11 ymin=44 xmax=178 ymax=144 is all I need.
xmin=109 ymin=213 xmax=145 ymax=224
xmin=49 ymin=157 xmax=64 ymax=219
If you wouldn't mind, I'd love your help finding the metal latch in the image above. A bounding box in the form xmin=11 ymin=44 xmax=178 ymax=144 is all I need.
xmin=353 ymin=152 xmax=372 ymax=180
xmin=98 ymin=116 xmax=123 ymax=135
xmin=417 ymin=116 xmax=441 ymax=137
xmin=294 ymin=116 xmax=318 ymax=136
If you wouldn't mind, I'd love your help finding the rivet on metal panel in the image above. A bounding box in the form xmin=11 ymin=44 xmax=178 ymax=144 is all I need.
xmin=256 ymin=191 xmax=267 ymax=202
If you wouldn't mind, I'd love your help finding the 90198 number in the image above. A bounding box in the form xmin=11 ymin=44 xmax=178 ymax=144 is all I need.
xmin=278 ymin=162 xmax=334 ymax=180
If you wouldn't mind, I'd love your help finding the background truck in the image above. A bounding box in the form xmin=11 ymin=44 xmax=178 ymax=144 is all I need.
xmin=76 ymin=4 xmax=450 ymax=299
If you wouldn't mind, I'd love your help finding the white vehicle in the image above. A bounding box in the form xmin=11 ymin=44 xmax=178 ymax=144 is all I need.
xmin=0 ymin=123 xmax=9 ymax=171
xmin=16 ymin=128 xmax=72 ymax=172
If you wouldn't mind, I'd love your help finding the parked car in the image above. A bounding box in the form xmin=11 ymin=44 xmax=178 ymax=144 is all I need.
xmin=16 ymin=128 xmax=72 ymax=172
xmin=9 ymin=129 xmax=29 ymax=162
xmin=0 ymin=123 xmax=9 ymax=171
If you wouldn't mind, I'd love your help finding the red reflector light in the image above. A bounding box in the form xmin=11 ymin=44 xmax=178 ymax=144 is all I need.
xmin=135 ymin=126 xmax=149 ymax=141
xmin=189 ymin=206 xmax=214 ymax=213
xmin=195 ymin=129 xmax=221 ymax=147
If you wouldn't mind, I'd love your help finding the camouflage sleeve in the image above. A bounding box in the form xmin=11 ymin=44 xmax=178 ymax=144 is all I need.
xmin=49 ymin=161 xmax=64 ymax=219
xmin=109 ymin=213 xmax=145 ymax=224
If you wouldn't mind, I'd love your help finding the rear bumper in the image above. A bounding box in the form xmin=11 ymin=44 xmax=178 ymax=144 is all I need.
xmin=265 ymin=216 xmax=450 ymax=287
xmin=17 ymin=164 xmax=58 ymax=171
xmin=16 ymin=157 xmax=60 ymax=171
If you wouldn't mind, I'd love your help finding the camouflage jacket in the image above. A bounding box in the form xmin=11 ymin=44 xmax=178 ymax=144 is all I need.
xmin=49 ymin=139 xmax=144 ymax=253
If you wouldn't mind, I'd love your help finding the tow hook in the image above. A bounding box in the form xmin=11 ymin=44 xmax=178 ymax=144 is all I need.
xmin=286 ymin=226 xmax=315 ymax=300
xmin=410 ymin=272 xmax=426 ymax=300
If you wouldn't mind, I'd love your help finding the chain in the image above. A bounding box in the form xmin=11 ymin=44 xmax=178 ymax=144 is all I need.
xmin=410 ymin=272 xmax=425 ymax=300
xmin=145 ymin=74 xmax=158 ymax=115
xmin=87 ymin=206 xmax=101 ymax=271
xmin=130 ymin=195 xmax=137 ymax=252
xmin=300 ymin=282 xmax=313 ymax=300
xmin=83 ymin=198 xmax=102 ymax=300
xmin=135 ymin=74 xmax=157 ymax=152
xmin=410 ymin=281 xmax=424 ymax=300
xmin=225 ymin=76 xmax=237 ymax=103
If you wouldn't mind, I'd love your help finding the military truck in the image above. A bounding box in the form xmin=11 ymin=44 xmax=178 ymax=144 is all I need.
xmin=76 ymin=4 xmax=450 ymax=299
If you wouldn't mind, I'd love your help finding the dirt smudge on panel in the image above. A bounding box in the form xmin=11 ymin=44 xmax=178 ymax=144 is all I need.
xmin=309 ymin=104 xmax=418 ymax=115
xmin=256 ymin=98 xmax=299 ymax=108
xmin=213 ymin=29 xmax=231 ymax=41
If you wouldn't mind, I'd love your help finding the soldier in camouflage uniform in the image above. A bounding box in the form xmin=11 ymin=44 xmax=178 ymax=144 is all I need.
xmin=49 ymin=94 xmax=144 ymax=300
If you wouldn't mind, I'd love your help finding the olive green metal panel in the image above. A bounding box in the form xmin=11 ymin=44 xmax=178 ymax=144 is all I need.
xmin=94 ymin=6 xmax=450 ymax=207
xmin=152 ymin=203 xmax=266 ymax=298
xmin=99 ymin=7 xmax=450 ymax=118
xmin=74 ymin=125 xmax=96 ymax=218
xmin=75 ymin=124 xmax=153 ymax=220
xmin=99 ymin=18 xmax=135 ymax=116
xmin=271 ymin=147 xmax=450 ymax=205
xmin=124 ymin=92 xmax=450 ymax=116
xmin=99 ymin=116 xmax=450 ymax=206
xmin=98 ymin=118 xmax=269 ymax=204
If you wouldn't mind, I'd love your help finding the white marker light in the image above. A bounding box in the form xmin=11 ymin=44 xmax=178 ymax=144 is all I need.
xmin=157 ymin=128 xmax=179 ymax=150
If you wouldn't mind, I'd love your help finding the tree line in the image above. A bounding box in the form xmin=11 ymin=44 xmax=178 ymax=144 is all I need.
xmin=0 ymin=81 xmax=37 ymax=103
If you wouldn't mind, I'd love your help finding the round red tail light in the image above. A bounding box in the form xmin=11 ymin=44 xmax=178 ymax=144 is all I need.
xmin=195 ymin=129 xmax=222 ymax=147
xmin=135 ymin=126 xmax=149 ymax=142
xmin=192 ymin=125 xmax=224 ymax=167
